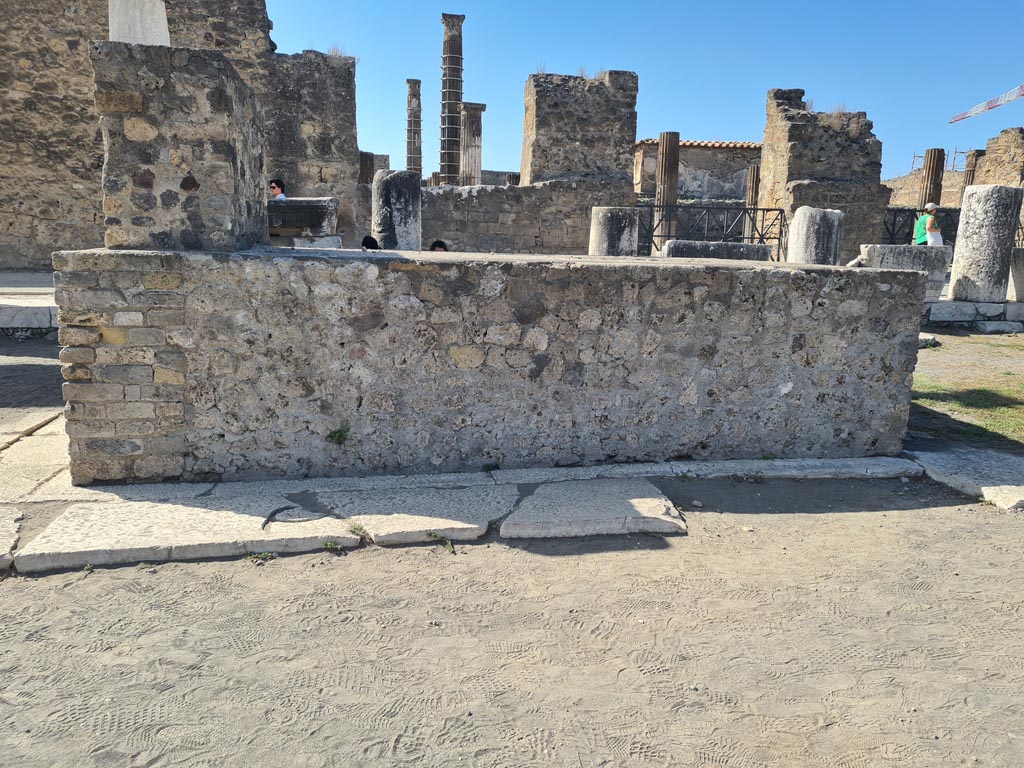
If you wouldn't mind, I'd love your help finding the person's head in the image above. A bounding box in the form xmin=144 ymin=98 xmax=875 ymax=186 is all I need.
xmin=429 ymin=240 xmax=448 ymax=252
xmin=924 ymin=202 xmax=937 ymax=212
xmin=269 ymin=179 xmax=285 ymax=196
xmin=361 ymin=235 xmax=380 ymax=250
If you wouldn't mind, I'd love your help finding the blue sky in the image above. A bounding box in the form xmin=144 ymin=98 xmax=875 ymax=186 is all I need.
xmin=265 ymin=0 xmax=1024 ymax=181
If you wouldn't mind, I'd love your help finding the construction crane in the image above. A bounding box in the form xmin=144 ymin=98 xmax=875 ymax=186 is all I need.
xmin=950 ymin=83 xmax=1024 ymax=123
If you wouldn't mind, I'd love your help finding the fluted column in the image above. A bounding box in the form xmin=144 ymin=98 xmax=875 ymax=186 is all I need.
xmin=439 ymin=13 xmax=465 ymax=185
xmin=961 ymin=150 xmax=984 ymax=205
xmin=458 ymin=102 xmax=485 ymax=186
xmin=406 ymin=79 xmax=422 ymax=175
xmin=743 ymin=163 xmax=761 ymax=242
xmin=917 ymin=148 xmax=945 ymax=209
xmin=653 ymin=131 xmax=680 ymax=249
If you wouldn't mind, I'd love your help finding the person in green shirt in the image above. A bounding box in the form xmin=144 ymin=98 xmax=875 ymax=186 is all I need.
xmin=914 ymin=202 xmax=943 ymax=245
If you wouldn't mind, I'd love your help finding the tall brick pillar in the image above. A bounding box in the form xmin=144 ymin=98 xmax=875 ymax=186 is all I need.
xmin=653 ymin=131 xmax=680 ymax=250
xmin=918 ymin=148 xmax=945 ymax=209
xmin=459 ymin=102 xmax=486 ymax=186
xmin=439 ymin=13 xmax=465 ymax=185
xmin=406 ymin=79 xmax=422 ymax=175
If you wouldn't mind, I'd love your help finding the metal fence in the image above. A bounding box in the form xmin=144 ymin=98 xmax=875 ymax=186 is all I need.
xmin=636 ymin=204 xmax=788 ymax=259
xmin=883 ymin=207 xmax=961 ymax=246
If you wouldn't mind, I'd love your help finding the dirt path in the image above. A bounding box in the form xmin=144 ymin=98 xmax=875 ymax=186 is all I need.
xmin=3 ymin=477 xmax=1023 ymax=767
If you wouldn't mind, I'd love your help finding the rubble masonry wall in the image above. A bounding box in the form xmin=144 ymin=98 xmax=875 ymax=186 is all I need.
xmin=55 ymin=248 xmax=924 ymax=484
xmin=634 ymin=143 xmax=761 ymax=199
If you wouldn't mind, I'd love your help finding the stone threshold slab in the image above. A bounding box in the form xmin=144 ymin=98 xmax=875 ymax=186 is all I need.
xmin=13 ymin=495 xmax=360 ymax=573
xmin=907 ymin=447 xmax=1024 ymax=510
xmin=500 ymin=478 xmax=686 ymax=539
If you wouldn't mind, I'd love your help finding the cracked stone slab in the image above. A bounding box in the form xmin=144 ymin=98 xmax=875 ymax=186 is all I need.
xmin=315 ymin=484 xmax=520 ymax=545
xmin=491 ymin=462 xmax=675 ymax=485
xmin=205 ymin=470 xmax=497 ymax=500
xmin=906 ymin=446 xmax=1024 ymax=510
xmin=670 ymin=457 xmax=923 ymax=480
xmin=0 ymin=507 xmax=22 ymax=569
xmin=500 ymin=478 xmax=686 ymax=539
xmin=0 ymin=434 xmax=70 ymax=501
xmin=13 ymin=495 xmax=358 ymax=573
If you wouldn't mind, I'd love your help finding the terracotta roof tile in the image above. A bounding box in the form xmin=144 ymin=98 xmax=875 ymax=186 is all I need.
xmin=636 ymin=139 xmax=762 ymax=149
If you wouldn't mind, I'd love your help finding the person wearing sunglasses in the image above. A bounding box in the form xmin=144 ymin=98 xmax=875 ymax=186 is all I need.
xmin=269 ymin=179 xmax=287 ymax=200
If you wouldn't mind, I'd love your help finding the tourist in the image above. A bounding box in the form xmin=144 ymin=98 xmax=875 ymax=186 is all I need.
xmin=429 ymin=240 xmax=449 ymax=252
xmin=361 ymin=235 xmax=380 ymax=250
xmin=269 ymin=179 xmax=287 ymax=200
xmin=914 ymin=202 xmax=942 ymax=246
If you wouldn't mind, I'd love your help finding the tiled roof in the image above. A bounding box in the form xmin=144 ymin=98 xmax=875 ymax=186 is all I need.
xmin=636 ymin=139 xmax=762 ymax=149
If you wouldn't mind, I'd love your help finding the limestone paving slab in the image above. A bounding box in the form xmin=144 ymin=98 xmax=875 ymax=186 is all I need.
xmin=500 ymin=478 xmax=686 ymax=539
xmin=24 ymin=468 xmax=215 ymax=503
xmin=14 ymin=496 xmax=359 ymax=573
xmin=907 ymin=446 xmax=1024 ymax=510
xmin=0 ymin=433 xmax=70 ymax=501
xmin=491 ymin=462 xmax=676 ymax=485
xmin=0 ymin=507 xmax=22 ymax=569
xmin=670 ymin=457 xmax=924 ymax=480
xmin=205 ymin=470 xmax=496 ymax=500
xmin=315 ymin=484 xmax=521 ymax=545
xmin=975 ymin=321 xmax=1023 ymax=334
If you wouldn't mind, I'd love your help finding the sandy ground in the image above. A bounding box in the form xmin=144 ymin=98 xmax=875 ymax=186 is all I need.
xmin=3 ymin=475 xmax=1024 ymax=767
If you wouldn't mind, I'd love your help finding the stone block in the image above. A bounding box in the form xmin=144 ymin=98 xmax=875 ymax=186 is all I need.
xmin=588 ymin=207 xmax=639 ymax=257
xmin=371 ymin=170 xmax=422 ymax=250
xmin=786 ymin=206 xmax=844 ymax=265
xmin=855 ymin=244 xmax=951 ymax=302
xmin=975 ymin=303 xmax=1005 ymax=318
xmin=1009 ymin=248 xmax=1024 ymax=302
xmin=90 ymin=42 xmax=268 ymax=251
xmin=267 ymin=198 xmax=339 ymax=237
xmin=928 ymin=301 xmax=977 ymax=322
xmin=1005 ymin=303 xmax=1024 ymax=322
xmin=975 ymin=321 xmax=1023 ymax=334
xmin=664 ymin=240 xmax=772 ymax=261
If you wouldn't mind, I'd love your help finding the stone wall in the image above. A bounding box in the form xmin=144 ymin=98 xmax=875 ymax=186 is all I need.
xmin=634 ymin=140 xmax=762 ymax=199
xmin=520 ymin=71 xmax=638 ymax=185
xmin=975 ymin=128 xmax=1024 ymax=237
xmin=758 ymin=89 xmax=891 ymax=264
xmin=0 ymin=0 xmax=359 ymax=269
xmin=90 ymin=42 xmax=267 ymax=252
xmin=421 ymin=178 xmax=635 ymax=254
xmin=884 ymin=167 xmax=965 ymax=208
xmin=55 ymin=247 xmax=925 ymax=483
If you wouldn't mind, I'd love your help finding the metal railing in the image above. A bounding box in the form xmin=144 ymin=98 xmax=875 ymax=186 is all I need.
xmin=884 ymin=207 xmax=960 ymax=246
xmin=636 ymin=204 xmax=788 ymax=259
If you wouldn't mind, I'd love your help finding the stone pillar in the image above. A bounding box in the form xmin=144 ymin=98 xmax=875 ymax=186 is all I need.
xmin=406 ymin=79 xmax=422 ymax=175
xmin=91 ymin=42 xmax=267 ymax=251
xmin=786 ymin=206 xmax=844 ymax=265
xmin=371 ymin=169 xmax=422 ymax=250
xmin=950 ymin=185 xmax=1024 ymax=302
xmin=743 ymin=164 xmax=761 ymax=242
xmin=358 ymin=151 xmax=375 ymax=185
xmin=653 ymin=131 xmax=680 ymax=249
xmin=588 ymin=207 xmax=639 ymax=257
xmin=439 ymin=13 xmax=466 ymax=185
xmin=108 ymin=0 xmax=170 ymax=46
xmin=458 ymin=102 xmax=486 ymax=186
xmin=1009 ymin=248 xmax=1024 ymax=302
xmin=961 ymin=150 xmax=984 ymax=205
xmin=917 ymin=148 xmax=945 ymax=209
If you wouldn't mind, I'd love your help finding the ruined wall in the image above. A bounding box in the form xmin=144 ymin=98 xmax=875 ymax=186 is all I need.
xmin=634 ymin=141 xmax=761 ymax=199
xmin=54 ymin=247 xmax=925 ymax=483
xmin=884 ymin=168 xmax=965 ymax=208
xmin=0 ymin=0 xmax=359 ymax=269
xmin=264 ymin=52 xmax=360 ymax=235
xmin=975 ymin=128 xmax=1024 ymax=187
xmin=758 ymin=89 xmax=891 ymax=263
xmin=520 ymin=71 xmax=638 ymax=185
xmin=421 ymin=179 xmax=635 ymax=254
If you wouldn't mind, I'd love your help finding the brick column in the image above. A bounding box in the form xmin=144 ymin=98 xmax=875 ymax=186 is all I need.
xmin=917 ymin=148 xmax=945 ymax=209
xmin=653 ymin=131 xmax=680 ymax=249
xmin=406 ymin=79 xmax=422 ymax=175
xmin=458 ymin=102 xmax=486 ymax=186
xmin=439 ymin=13 xmax=465 ymax=185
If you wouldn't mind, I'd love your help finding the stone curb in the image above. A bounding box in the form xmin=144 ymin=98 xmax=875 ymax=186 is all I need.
xmin=906 ymin=448 xmax=1024 ymax=511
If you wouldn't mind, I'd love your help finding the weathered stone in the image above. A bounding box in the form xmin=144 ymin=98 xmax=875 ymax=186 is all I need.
xmin=854 ymin=244 xmax=952 ymax=302
xmin=90 ymin=42 xmax=268 ymax=251
xmin=950 ymin=185 xmax=1024 ymax=302
xmin=928 ymin=301 xmax=977 ymax=323
xmin=458 ymin=102 xmax=485 ymax=187
xmin=438 ymin=13 xmax=465 ymax=185
xmin=267 ymin=198 xmax=339 ymax=237
xmin=909 ymin=445 xmax=1024 ymax=510
xmin=588 ymin=207 xmax=639 ymax=257
xmin=653 ymin=131 xmax=680 ymax=249
xmin=500 ymin=478 xmax=686 ymax=538
xmin=974 ymin=321 xmax=1023 ymax=334
xmin=975 ymin=303 xmax=1005 ymax=318
xmin=520 ymin=71 xmax=638 ymax=184
xmin=1005 ymin=302 xmax=1024 ymax=322
xmin=371 ymin=170 xmax=422 ymax=250
xmin=633 ymin=139 xmax=761 ymax=199
xmin=406 ymin=79 xmax=422 ymax=175
xmin=108 ymin=0 xmax=170 ymax=46
xmin=663 ymin=240 xmax=771 ymax=261
xmin=1008 ymin=248 xmax=1024 ymax=301
xmin=786 ymin=206 xmax=844 ymax=265
xmin=758 ymin=89 xmax=890 ymax=264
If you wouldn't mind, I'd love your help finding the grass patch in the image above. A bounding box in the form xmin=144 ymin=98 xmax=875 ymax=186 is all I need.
xmin=912 ymin=373 xmax=1024 ymax=448
xmin=326 ymin=422 xmax=351 ymax=445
